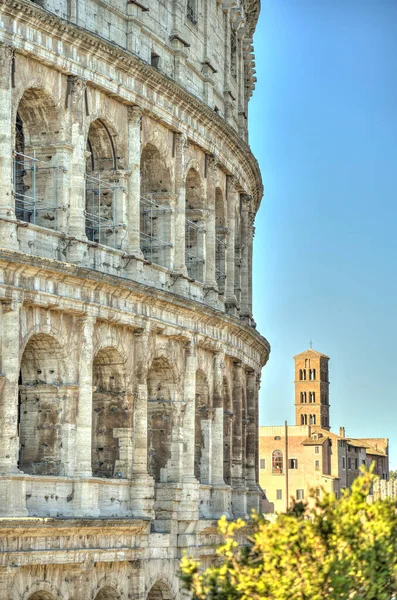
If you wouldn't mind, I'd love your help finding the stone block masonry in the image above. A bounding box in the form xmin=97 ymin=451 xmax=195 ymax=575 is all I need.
xmin=0 ymin=0 xmax=268 ymax=597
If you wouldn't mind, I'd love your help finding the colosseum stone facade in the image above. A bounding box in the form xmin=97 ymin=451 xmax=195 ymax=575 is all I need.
xmin=0 ymin=0 xmax=269 ymax=598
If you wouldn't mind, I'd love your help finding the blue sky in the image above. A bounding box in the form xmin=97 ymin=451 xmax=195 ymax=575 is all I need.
xmin=249 ymin=0 xmax=397 ymax=469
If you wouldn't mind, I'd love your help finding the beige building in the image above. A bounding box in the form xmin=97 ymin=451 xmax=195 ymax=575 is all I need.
xmin=0 ymin=0 xmax=268 ymax=598
xmin=259 ymin=349 xmax=389 ymax=513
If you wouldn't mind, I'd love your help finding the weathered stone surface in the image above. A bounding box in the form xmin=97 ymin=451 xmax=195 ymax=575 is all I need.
xmin=0 ymin=0 xmax=267 ymax=597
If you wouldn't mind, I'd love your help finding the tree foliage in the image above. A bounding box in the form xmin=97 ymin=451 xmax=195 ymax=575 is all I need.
xmin=390 ymin=470 xmax=397 ymax=481
xmin=180 ymin=471 xmax=397 ymax=600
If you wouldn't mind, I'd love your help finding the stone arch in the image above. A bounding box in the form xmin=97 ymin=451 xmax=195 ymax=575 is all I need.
xmin=195 ymin=369 xmax=211 ymax=483
xmin=14 ymin=87 xmax=62 ymax=228
xmin=18 ymin=577 xmax=64 ymax=600
xmin=93 ymin=585 xmax=121 ymax=600
xmin=85 ymin=118 xmax=121 ymax=246
xmin=146 ymin=580 xmax=174 ymax=600
xmin=147 ymin=356 xmax=178 ymax=482
xmin=92 ymin=346 xmax=133 ymax=479
xmin=185 ymin=165 xmax=205 ymax=281
xmin=18 ymin=333 xmax=71 ymax=476
xmin=215 ymin=186 xmax=227 ymax=293
xmin=140 ymin=143 xmax=173 ymax=266
xmin=223 ymin=375 xmax=232 ymax=486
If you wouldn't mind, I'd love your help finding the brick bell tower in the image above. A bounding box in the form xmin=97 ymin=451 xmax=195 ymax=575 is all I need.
xmin=294 ymin=348 xmax=330 ymax=431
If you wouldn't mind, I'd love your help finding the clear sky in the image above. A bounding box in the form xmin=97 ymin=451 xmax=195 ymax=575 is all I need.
xmin=249 ymin=0 xmax=397 ymax=469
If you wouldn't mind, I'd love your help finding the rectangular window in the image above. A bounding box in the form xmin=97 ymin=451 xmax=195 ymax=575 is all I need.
xmin=260 ymin=458 xmax=266 ymax=470
xmin=315 ymin=446 xmax=320 ymax=454
xmin=342 ymin=456 xmax=346 ymax=469
xmin=355 ymin=458 xmax=358 ymax=469
xmin=315 ymin=460 xmax=320 ymax=471
xmin=289 ymin=458 xmax=298 ymax=469
xmin=296 ymin=489 xmax=304 ymax=500
xmin=276 ymin=489 xmax=282 ymax=500
xmin=348 ymin=458 xmax=352 ymax=469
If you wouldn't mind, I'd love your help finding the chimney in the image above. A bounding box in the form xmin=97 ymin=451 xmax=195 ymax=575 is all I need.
xmin=339 ymin=426 xmax=345 ymax=438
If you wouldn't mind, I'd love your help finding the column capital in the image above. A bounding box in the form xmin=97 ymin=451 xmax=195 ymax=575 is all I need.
xmin=0 ymin=44 xmax=14 ymax=69
xmin=206 ymin=153 xmax=218 ymax=175
xmin=175 ymin=131 xmax=189 ymax=153
xmin=127 ymin=105 xmax=143 ymax=124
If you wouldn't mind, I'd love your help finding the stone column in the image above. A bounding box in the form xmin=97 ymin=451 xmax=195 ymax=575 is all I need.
xmin=255 ymin=373 xmax=261 ymax=486
xmin=179 ymin=339 xmax=199 ymax=522
xmin=240 ymin=194 xmax=251 ymax=322
xmin=248 ymin=221 xmax=255 ymax=317
xmin=231 ymin=359 xmax=247 ymax=516
xmin=75 ymin=315 xmax=96 ymax=477
xmin=245 ymin=370 xmax=257 ymax=489
xmin=130 ymin=326 xmax=154 ymax=518
xmin=126 ymin=106 xmax=143 ymax=257
xmin=173 ymin=133 xmax=188 ymax=275
xmin=212 ymin=350 xmax=225 ymax=485
xmin=183 ymin=340 xmax=197 ymax=482
xmin=0 ymin=298 xmax=21 ymax=474
xmin=67 ymin=76 xmax=87 ymax=241
xmin=0 ymin=45 xmax=17 ymax=249
xmin=225 ymin=176 xmax=239 ymax=314
xmin=205 ymin=155 xmax=218 ymax=290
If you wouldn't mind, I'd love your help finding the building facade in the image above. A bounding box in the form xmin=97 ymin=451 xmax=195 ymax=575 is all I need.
xmin=259 ymin=349 xmax=389 ymax=513
xmin=0 ymin=1 xmax=268 ymax=598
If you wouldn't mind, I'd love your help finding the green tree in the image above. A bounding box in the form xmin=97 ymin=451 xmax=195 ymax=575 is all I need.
xmin=390 ymin=470 xmax=397 ymax=481
xmin=180 ymin=471 xmax=397 ymax=600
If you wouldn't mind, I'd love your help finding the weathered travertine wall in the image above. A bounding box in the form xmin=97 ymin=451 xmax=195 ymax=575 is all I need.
xmin=0 ymin=0 xmax=267 ymax=597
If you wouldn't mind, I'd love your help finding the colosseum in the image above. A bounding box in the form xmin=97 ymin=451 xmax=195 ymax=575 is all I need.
xmin=0 ymin=0 xmax=269 ymax=598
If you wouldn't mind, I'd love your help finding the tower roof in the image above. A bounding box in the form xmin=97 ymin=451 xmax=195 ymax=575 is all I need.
xmin=293 ymin=348 xmax=330 ymax=360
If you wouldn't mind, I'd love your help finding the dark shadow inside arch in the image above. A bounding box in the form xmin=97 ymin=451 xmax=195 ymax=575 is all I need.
xmin=94 ymin=586 xmax=121 ymax=600
xmin=147 ymin=580 xmax=173 ymax=600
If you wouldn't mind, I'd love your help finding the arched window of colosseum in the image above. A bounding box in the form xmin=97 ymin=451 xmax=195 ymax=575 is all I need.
xmin=85 ymin=119 xmax=122 ymax=248
xmin=185 ymin=167 xmax=205 ymax=282
xmin=94 ymin=586 xmax=121 ymax=600
xmin=92 ymin=347 xmax=131 ymax=479
xmin=27 ymin=592 xmax=56 ymax=600
xmin=147 ymin=581 xmax=173 ymax=600
xmin=195 ymin=370 xmax=211 ymax=483
xmin=147 ymin=357 xmax=176 ymax=482
xmin=18 ymin=334 xmax=69 ymax=476
xmin=13 ymin=88 xmax=63 ymax=230
xmin=223 ymin=376 xmax=232 ymax=486
xmin=215 ymin=187 xmax=227 ymax=293
xmin=140 ymin=143 xmax=172 ymax=267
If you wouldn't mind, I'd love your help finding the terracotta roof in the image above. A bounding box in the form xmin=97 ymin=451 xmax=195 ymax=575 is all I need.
xmin=302 ymin=436 xmax=329 ymax=446
xmin=293 ymin=348 xmax=330 ymax=359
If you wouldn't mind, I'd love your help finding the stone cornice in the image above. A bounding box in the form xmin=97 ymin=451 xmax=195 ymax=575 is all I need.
xmin=0 ymin=0 xmax=264 ymax=209
xmin=0 ymin=249 xmax=270 ymax=368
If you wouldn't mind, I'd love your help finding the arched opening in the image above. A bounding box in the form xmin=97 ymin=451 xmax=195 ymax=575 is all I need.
xmin=147 ymin=581 xmax=173 ymax=600
xmin=215 ymin=187 xmax=227 ymax=293
xmin=18 ymin=334 xmax=68 ymax=476
xmin=147 ymin=357 xmax=176 ymax=483
xmin=195 ymin=369 xmax=211 ymax=483
xmin=13 ymin=88 xmax=63 ymax=229
xmin=272 ymin=449 xmax=283 ymax=474
xmin=94 ymin=586 xmax=120 ymax=600
xmin=27 ymin=592 xmax=56 ymax=600
xmin=223 ymin=376 xmax=232 ymax=486
xmin=85 ymin=119 xmax=121 ymax=247
xmin=185 ymin=167 xmax=205 ymax=281
xmin=140 ymin=143 xmax=172 ymax=266
xmin=92 ymin=347 xmax=132 ymax=479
